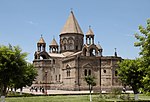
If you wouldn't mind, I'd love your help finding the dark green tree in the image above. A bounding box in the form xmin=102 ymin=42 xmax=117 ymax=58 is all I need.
xmin=118 ymin=59 xmax=143 ymax=100
xmin=134 ymin=19 xmax=150 ymax=94
xmin=84 ymin=75 xmax=96 ymax=102
xmin=0 ymin=45 xmax=37 ymax=98
xmin=0 ymin=45 xmax=18 ymax=96
xmin=13 ymin=63 xmax=37 ymax=94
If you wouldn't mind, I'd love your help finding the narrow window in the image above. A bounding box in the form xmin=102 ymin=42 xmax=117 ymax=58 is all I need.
xmin=76 ymin=46 xmax=78 ymax=50
xmin=56 ymin=75 xmax=57 ymax=81
xmin=67 ymin=70 xmax=68 ymax=77
xmin=67 ymin=70 xmax=70 ymax=77
xmin=115 ymin=70 xmax=118 ymax=76
xmin=64 ymin=44 xmax=66 ymax=50
xmin=53 ymin=68 xmax=55 ymax=73
xmin=84 ymin=69 xmax=87 ymax=76
xmin=53 ymin=59 xmax=55 ymax=64
xmin=88 ymin=70 xmax=91 ymax=75
xmin=59 ymin=74 xmax=61 ymax=81
xmin=68 ymin=70 xmax=71 ymax=76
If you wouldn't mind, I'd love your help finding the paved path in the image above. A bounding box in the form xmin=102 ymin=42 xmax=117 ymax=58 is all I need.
xmin=17 ymin=87 xmax=133 ymax=95
xmin=17 ymin=87 xmax=90 ymax=95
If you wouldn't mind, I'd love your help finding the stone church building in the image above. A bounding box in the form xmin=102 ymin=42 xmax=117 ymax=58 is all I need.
xmin=33 ymin=11 xmax=122 ymax=91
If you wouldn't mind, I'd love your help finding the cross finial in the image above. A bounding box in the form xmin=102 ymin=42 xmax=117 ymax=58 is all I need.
xmin=114 ymin=48 xmax=117 ymax=57
xmin=115 ymin=48 xmax=117 ymax=52
xmin=70 ymin=8 xmax=73 ymax=12
xmin=98 ymin=41 xmax=100 ymax=44
xmin=41 ymin=34 xmax=43 ymax=37
xmin=53 ymin=35 xmax=55 ymax=39
xmin=89 ymin=25 xmax=91 ymax=29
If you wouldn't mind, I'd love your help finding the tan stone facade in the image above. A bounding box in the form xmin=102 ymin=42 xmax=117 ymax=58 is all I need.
xmin=33 ymin=11 xmax=122 ymax=92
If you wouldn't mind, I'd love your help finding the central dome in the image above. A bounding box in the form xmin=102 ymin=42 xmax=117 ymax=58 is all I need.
xmin=60 ymin=11 xmax=83 ymax=35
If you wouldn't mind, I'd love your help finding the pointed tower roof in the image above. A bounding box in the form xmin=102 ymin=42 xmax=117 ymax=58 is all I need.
xmin=96 ymin=44 xmax=102 ymax=50
xmin=86 ymin=26 xmax=94 ymax=36
xmin=50 ymin=38 xmax=58 ymax=46
xmin=96 ymin=42 xmax=102 ymax=50
xmin=37 ymin=35 xmax=46 ymax=44
xmin=60 ymin=11 xmax=83 ymax=35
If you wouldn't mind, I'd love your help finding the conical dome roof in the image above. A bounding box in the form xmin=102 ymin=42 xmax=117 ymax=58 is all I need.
xmin=60 ymin=11 xmax=83 ymax=35
xmin=37 ymin=36 xmax=46 ymax=44
xmin=96 ymin=43 xmax=102 ymax=50
xmin=50 ymin=38 xmax=58 ymax=46
xmin=86 ymin=27 xmax=94 ymax=36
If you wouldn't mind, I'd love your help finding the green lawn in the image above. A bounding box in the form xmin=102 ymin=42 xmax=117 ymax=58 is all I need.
xmin=6 ymin=95 xmax=89 ymax=102
xmin=5 ymin=94 xmax=150 ymax=102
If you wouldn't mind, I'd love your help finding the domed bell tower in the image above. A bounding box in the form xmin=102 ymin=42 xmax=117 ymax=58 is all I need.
xmin=49 ymin=38 xmax=59 ymax=53
xmin=34 ymin=35 xmax=47 ymax=59
xmin=37 ymin=35 xmax=46 ymax=52
xmin=86 ymin=26 xmax=94 ymax=45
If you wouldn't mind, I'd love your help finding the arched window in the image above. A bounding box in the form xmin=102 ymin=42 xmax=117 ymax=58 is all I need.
xmin=64 ymin=44 xmax=67 ymax=50
xmin=92 ymin=49 xmax=96 ymax=56
xmin=90 ymin=48 xmax=96 ymax=56
xmin=67 ymin=71 xmax=68 ymax=76
xmin=40 ymin=56 xmax=43 ymax=60
xmin=66 ymin=65 xmax=71 ymax=77
xmin=53 ymin=59 xmax=55 ymax=64
xmin=59 ymin=74 xmax=61 ymax=82
xmin=69 ymin=70 xmax=70 ymax=76
xmin=103 ymin=69 xmax=106 ymax=73
xmin=62 ymin=38 xmax=67 ymax=50
xmin=84 ymin=69 xmax=87 ymax=76
xmin=35 ymin=55 xmax=38 ymax=59
xmin=115 ymin=70 xmax=118 ymax=76
xmin=68 ymin=37 xmax=74 ymax=50
xmin=88 ymin=70 xmax=91 ymax=76
xmin=76 ymin=46 xmax=78 ymax=50
xmin=67 ymin=70 xmax=70 ymax=77
xmin=53 ymin=68 xmax=55 ymax=73
xmin=39 ymin=53 xmax=47 ymax=59
xmin=55 ymin=75 xmax=57 ymax=81
xmin=83 ymin=48 xmax=87 ymax=56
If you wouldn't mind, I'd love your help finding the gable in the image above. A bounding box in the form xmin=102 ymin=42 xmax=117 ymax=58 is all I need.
xmin=82 ymin=63 xmax=92 ymax=68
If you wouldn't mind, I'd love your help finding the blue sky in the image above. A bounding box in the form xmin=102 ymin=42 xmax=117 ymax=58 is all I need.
xmin=0 ymin=0 xmax=150 ymax=62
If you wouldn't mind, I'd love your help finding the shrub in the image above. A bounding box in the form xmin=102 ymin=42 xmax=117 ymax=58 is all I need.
xmin=109 ymin=87 xmax=122 ymax=98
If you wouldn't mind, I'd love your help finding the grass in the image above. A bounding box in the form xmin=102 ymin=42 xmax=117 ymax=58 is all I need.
xmin=6 ymin=95 xmax=89 ymax=102
xmin=5 ymin=94 xmax=150 ymax=102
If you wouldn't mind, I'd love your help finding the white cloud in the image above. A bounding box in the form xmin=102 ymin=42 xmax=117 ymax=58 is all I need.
xmin=27 ymin=21 xmax=38 ymax=25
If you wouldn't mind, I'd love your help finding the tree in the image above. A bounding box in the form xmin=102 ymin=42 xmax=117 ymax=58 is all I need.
xmin=134 ymin=19 xmax=150 ymax=94
xmin=13 ymin=63 xmax=37 ymax=95
xmin=84 ymin=75 xmax=96 ymax=102
xmin=118 ymin=59 xmax=143 ymax=100
xmin=0 ymin=45 xmax=17 ymax=96
xmin=0 ymin=45 xmax=37 ymax=101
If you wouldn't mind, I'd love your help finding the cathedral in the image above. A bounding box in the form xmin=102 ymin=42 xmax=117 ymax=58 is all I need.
xmin=33 ymin=11 xmax=122 ymax=91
